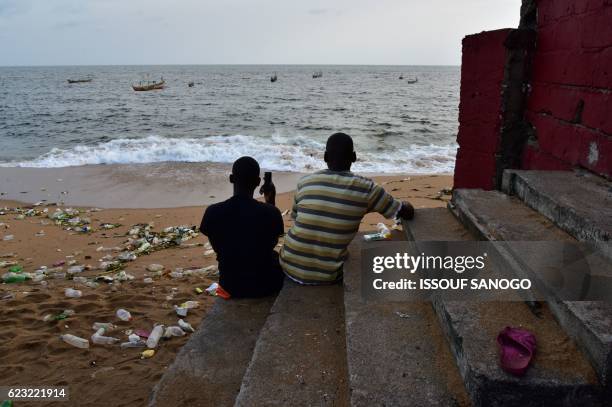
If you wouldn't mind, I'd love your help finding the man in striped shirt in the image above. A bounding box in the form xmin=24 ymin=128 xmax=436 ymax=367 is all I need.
xmin=280 ymin=133 xmax=414 ymax=284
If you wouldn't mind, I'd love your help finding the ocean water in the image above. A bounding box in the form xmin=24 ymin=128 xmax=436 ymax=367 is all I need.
xmin=0 ymin=65 xmax=459 ymax=173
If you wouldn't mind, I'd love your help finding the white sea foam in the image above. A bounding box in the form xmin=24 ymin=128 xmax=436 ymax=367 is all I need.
xmin=2 ymin=135 xmax=457 ymax=174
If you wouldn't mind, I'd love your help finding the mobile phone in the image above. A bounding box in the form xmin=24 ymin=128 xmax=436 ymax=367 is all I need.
xmin=264 ymin=172 xmax=272 ymax=184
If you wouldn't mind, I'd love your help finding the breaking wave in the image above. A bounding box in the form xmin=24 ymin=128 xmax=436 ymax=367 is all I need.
xmin=2 ymin=135 xmax=457 ymax=174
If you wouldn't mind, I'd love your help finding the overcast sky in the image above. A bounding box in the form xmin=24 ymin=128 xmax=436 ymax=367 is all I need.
xmin=0 ymin=0 xmax=521 ymax=66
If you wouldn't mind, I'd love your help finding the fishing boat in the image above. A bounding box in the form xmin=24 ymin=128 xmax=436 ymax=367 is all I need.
xmin=67 ymin=78 xmax=92 ymax=84
xmin=188 ymin=81 xmax=195 ymax=87
xmin=406 ymin=77 xmax=418 ymax=84
xmin=132 ymin=78 xmax=165 ymax=91
xmin=312 ymin=71 xmax=323 ymax=79
xmin=270 ymin=73 xmax=278 ymax=83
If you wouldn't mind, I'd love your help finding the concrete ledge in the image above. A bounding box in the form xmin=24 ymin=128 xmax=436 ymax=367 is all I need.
xmin=502 ymin=170 xmax=612 ymax=260
xmin=235 ymin=279 xmax=349 ymax=407
xmin=452 ymin=188 xmax=612 ymax=387
xmin=406 ymin=207 xmax=603 ymax=406
xmin=343 ymin=232 xmax=470 ymax=406
xmin=149 ymin=297 xmax=275 ymax=407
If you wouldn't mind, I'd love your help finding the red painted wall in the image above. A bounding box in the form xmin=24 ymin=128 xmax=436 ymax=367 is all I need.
xmin=453 ymin=29 xmax=512 ymax=190
xmin=523 ymin=0 xmax=612 ymax=177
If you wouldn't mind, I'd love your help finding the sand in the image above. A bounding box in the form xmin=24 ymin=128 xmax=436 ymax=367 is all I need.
xmin=0 ymin=164 xmax=453 ymax=407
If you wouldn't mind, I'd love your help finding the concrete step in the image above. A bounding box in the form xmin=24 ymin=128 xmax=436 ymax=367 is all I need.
xmin=502 ymin=170 xmax=612 ymax=259
xmin=235 ymin=279 xmax=349 ymax=407
xmin=343 ymin=232 xmax=470 ymax=407
xmin=404 ymin=207 xmax=603 ymax=406
xmin=452 ymin=189 xmax=612 ymax=388
xmin=149 ymin=297 xmax=275 ymax=407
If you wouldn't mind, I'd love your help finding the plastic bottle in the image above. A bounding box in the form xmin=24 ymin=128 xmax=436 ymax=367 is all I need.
xmin=363 ymin=223 xmax=392 ymax=242
xmin=91 ymin=328 xmax=120 ymax=345
xmin=64 ymin=288 xmax=82 ymax=298
xmin=163 ymin=326 xmax=186 ymax=338
xmin=120 ymin=340 xmax=146 ymax=349
xmin=146 ymin=325 xmax=164 ymax=349
xmin=60 ymin=334 xmax=89 ymax=349
xmin=178 ymin=319 xmax=195 ymax=333
xmin=174 ymin=306 xmax=188 ymax=317
xmin=92 ymin=322 xmax=116 ymax=332
xmin=116 ymin=308 xmax=132 ymax=321
xmin=2 ymin=272 xmax=28 ymax=284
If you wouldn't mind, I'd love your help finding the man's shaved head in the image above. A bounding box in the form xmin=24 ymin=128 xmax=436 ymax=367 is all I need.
xmin=325 ymin=132 xmax=356 ymax=171
xmin=231 ymin=156 xmax=260 ymax=188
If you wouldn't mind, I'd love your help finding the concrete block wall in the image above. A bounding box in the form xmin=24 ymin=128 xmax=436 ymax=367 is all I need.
xmin=454 ymin=29 xmax=512 ymax=190
xmin=523 ymin=0 xmax=612 ymax=177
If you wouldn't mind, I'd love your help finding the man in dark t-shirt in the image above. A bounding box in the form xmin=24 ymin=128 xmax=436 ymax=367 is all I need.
xmin=199 ymin=156 xmax=285 ymax=298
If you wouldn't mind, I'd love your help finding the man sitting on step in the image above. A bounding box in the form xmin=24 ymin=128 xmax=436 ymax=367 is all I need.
xmin=280 ymin=132 xmax=414 ymax=284
xmin=200 ymin=156 xmax=285 ymax=297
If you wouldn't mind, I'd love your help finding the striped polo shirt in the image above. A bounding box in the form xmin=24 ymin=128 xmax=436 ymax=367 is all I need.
xmin=280 ymin=170 xmax=402 ymax=284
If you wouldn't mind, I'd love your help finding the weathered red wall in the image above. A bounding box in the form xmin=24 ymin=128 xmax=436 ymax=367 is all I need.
xmin=523 ymin=0 xmax=612 ymax=177
xmin=453 ymin=29 xmax=512 ymax=190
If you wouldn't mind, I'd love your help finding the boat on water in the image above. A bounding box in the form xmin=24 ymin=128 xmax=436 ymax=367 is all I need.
xmin=132 ymin=78 xmax=165 ymax=91
xmin=188 ymin=81 xmax=195 ymax=87
xmin=270 ymin=73 xmax=278 ymax=82
xmin=398 ymin=74 xmax=404 ymax=80
xmin=406 ymin=77 xmax=418 ymax=84
xmin=67 ymin=78 xmax=92 ymax=84
xmin=312 ymin=71 xmax=323 ymax=79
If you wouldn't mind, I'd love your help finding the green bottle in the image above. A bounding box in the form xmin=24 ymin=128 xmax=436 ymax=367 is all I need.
xmin=2 ymin=272 xmax=28 ymax=283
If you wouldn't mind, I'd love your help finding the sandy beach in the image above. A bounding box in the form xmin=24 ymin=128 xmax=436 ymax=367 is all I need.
xmin=0 ymin=163 xmax=453 ymax=406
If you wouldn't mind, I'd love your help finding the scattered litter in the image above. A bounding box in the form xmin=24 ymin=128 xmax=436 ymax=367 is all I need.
xmin=143 ymin=277 xmax=153 ymax=284
xmin=91 ymin=328 xmax=120 ymax=345
xmin=175 ymin=306 xmax=188 ymax=317
xmin=141 ymin=349 xmax=155 ymax=359
xmin=67 ymin=265 xmax=85 ymax=274
xmin=163 ymin=326 xmax=186 ymax=338
xmin=178 ymin=319 xmax=195 ymax=333
xmin=363 ymin=223 xmax=392 ymax=242
xmin=498 ymin=326 xmax=536 ymax=376
xmin=204 ymin=249 xmax=215 ymax=256
xmin=195 ymin=287 xmax=203 ymax=294
xmin=60 ymin=334 xmax=89 ymax=349
xmin=146 ymin=325 xmax=164 ymax=349
xmin=3 ymin=235 xmax=14 ymax=241
xmin=205 ymin=282 xmax=219 ymax=296
xmin=146 ymin=264 xmax=164 ymax=272
xmin=395 ymin=311 xmax=411 ymax=319
xmin=92 ymin=322 xmax=116 ymax=332
xmin=116 ymin=308 xmax=132 ymax=321
xmin=135 ymin=329 xmax=150 ymax=338
xmin=2 ymin=272 xmax=29 ymax=283
xmin=64 ymin=288 xmax=82 ymax=298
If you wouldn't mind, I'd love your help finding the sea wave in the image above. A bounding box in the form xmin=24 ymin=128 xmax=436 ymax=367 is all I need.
xmin=1 ymin=135 xmax=457 ymax=174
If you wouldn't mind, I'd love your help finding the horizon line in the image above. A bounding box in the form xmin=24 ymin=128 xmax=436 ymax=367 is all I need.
xmin=0 ymin=63 xmax=461 ymax=68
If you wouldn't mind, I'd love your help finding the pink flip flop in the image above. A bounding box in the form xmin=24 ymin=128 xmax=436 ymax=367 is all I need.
xmin=497 ymin=326 xmax=536 ymax=376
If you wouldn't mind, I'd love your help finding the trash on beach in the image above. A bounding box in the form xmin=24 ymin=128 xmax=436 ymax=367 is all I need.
xmin=135 ymin=329 xmax=150 ymax=338
xmin=182 ymin=300 xmax=200 ymax=309
xmin=205 ymin=282 xmax=219 ymax=296
xmin=204 ymin=249 xmax=215 ymax=256
xmin=91 ymin=328 xmax=120 ymax=345
xmin=64 ymin=288 xmax=82 ymax=298
xmin=143 ymin=277 xmax=153 ymax=284
xmin=60 ymin=334 xmax=89 ymax=349
xmin=195 ymin=287 xmax=203 ymax=294
xmin=8 ymin=265 xmax=22 ymax=273
xmin=141 ymin=349 xmax=155 ymax=359
xmin=121 ymin=340 xmax=146 ymax=349
xmin=146 ymin=325 xmax=164 ymax=349
xmin=363 ymin=223 xmax=392 ymax=242
xmin=169 ymin=271 xmax=184 ymax=279
xmin=178 ymin=319 xmax=195 ymax=333
xmin=67 ymin=265 xmax=86 ymax=274
xmin=116 ymin=308 xmax=132 ymax=321
xmin=100 ymin=223 xmax=121 ymax=230
xmin=497 ymin=326 xmax=536 ymax=376
xmin=174 ymin=306 xmax=188 ymax=317
xmin=53 ymin=260 xmax=66 ymax=267
xmin=92 ymin=322 xmax=117 ymax=332
xmin=2 ymin=272 xmax=29 ymax=284
xmin=118 ymin=251 xmax=137 ymax=262
xmin=3 ymin=235 xmax=14 ymax=241
xmin=146 ymin=264 xmax=164 ymax=272
xmin=163 ymin=326 xmax=186 ymax=338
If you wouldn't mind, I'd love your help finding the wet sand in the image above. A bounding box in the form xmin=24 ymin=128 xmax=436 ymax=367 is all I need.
xmin=0 ymin=165 xmax=453 ymax=406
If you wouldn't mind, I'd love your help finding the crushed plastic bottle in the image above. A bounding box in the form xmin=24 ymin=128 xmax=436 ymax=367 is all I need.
xmin=363 ymin=223 xmax=392 ymax=242
xmin=2 ymin=272 xmax=28 ymax=283
xmin=128 ymin=333 xmax=141 ymax=342
xmin=116 ymin=308 xmax=132 ymax=321
xmin=174 ymin=306 xmax=188 ymax=317
xmin=178 ymin=319 xmax=195 ymax=333
xmin=60 ymin=334 xmax=89 ymax=349
xmin=91 ymin=328 xmax=120 ymax=345
xmin=64 ymin=288 xmax=82 ymax=298
xmin=205 ymin=283 xmax=219 ymax=296
xmin=163 ymin=326 xmax=186 ymax=338
xmin=67 ymin=265 xmax=85 ymax=274
xmin=146 ymin=325 xmax=164 ymax=349
xmin=92 ymin=322 xmax=116 ymax=332
xmin=120 ymin=340 xmax=146 ymax=349
xmin=146 ymin=264 xmax=164 ymax=272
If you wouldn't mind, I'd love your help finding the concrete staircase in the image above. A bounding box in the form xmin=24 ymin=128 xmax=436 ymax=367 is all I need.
xmin=150 ymin=169 xmax=612 ymax=407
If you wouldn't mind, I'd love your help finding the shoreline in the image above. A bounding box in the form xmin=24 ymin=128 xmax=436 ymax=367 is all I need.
xmin=0 ymin=162 xmax=453 ymax=209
